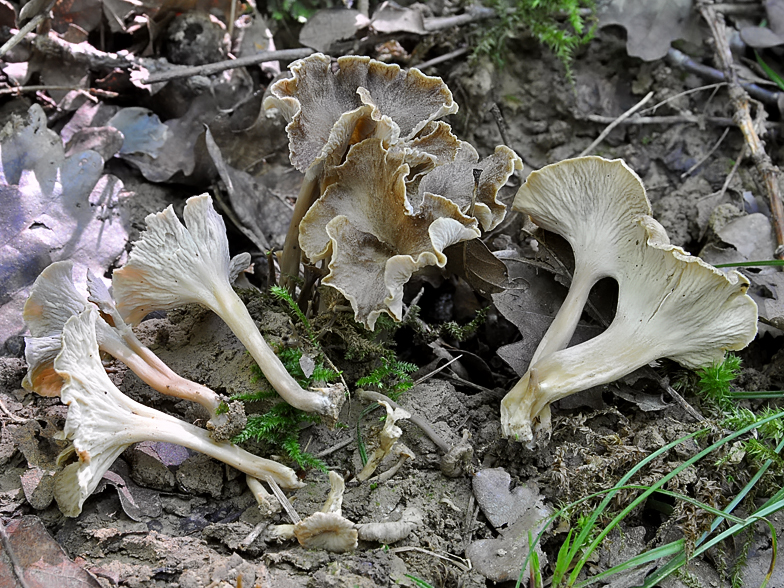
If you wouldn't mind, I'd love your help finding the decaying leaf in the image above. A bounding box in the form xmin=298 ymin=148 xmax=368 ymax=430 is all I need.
xmin=0 ymin=516 xmax=103 ymax=587
xmin=299 ymin=8 xmax=368 ymax=53
xmin=0 ymin=104 xmax=128 ymax=350
xmin=445 ymin=240 xmax=508 ymax=297
xmin=599 ymin=0 xmax=703 ymax=61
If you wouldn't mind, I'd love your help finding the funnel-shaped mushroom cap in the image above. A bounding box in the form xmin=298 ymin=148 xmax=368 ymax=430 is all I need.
xmin=52 ymin=308 xmax=302 ymax=516
xmin=512 ymin=157 xmax=654 ymax=365
xmin=112 ymin=194 xmax=344 ymax=419
xmin=113 ymin=194 xmax=231 ymax=325
xmin=418 ymin=145 xmax=522 ymax=231
xmin=293 ymin=512 xmax=358 ymax=552
xmin=23 ymin=261 xmax=86 ymax=337
xmin=501 ymin=215 xmax=758 ymax=441
xmin=264 ymin=53 xmax=458 ymax=173
xmin=299 ymin=138 xmax=479 ymax=329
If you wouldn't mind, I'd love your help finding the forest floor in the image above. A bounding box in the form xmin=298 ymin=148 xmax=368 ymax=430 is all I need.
xmin=1 ymin=2 xmax=784 ymax=587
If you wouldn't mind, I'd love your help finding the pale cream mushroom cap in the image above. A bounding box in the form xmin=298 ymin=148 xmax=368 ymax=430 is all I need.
xmin=299 ymin=138 xmax=479 ymax=329
xmin=512 ymin=156 xmax=653 ymax=365
xmin=501 ymin=214 xmax=758 ymax=441
xmin=113 ymin=194 xmax=231 ymax=325
xmin=263 ymin=53 xmax=458 ymax=173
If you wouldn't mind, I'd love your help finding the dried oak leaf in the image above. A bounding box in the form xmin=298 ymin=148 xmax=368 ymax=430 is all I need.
xmin=299 ymin=138 xmax=479 ymax=329
xmin=263 ymin=52 xmax=458 ymax=173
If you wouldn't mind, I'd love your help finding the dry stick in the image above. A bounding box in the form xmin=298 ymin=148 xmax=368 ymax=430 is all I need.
xmin=681 ymin=126 xmax=731 ymax=179
xmin=698 ymin=1 xmax=784 ymax=258
xmin=582 ymin=113 xmax=738 ymax=127
xmin=638 ymin=83 xmax=726 ymax=116
xmin=0 ymin=397 xmax=28 ymax=423
xmin=578 ymin=91 xmax=654 ymax=157
xmin=667 ymin=48 xmax=781 ymax=106
xmin=143 ymin=48 xmax=315 ymax=84
xmin=0 ymin=12 xmax=46 ymax=58
xmin=0 ymin=85 xmax=117 ymax=99
xmin=415 ymin=47 xmax=468 ymax=70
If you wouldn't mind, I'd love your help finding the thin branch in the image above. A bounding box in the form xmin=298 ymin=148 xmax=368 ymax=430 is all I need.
xmin=697 ymin=1 xmax=784 ymax=258
xmin=142 ymin=48 xmax=315 ymax=84
xmin=415 ymin=47 xmax=469 ymax=70
xmin=0 ymin=13 xmax=46 ymax=58
xmin=578 ymin=91 xmax=654 ymax=157
xmin=667 ymin=48 xmax=781 ymax=106
xmin=681 ymin=127 xmax=731 ymax=179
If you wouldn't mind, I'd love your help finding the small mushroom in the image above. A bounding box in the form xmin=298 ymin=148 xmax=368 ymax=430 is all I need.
xmin=112 ymin=194 xmax=345 ymax=420
xmin=52 ymin=307 xmax=303 ymax=517
xmin=299 ymin=138 xmax=480 ymax=329
xmin=268 ymin=471 xmax=358 ymax=552
xmin=357 ymin=400 xmax=411 ymax=482
xmin=22 ymin=261 xmax=245 ymax=440
xmin=502 ymin=190 xmax=758 ymax=441
xmin=356 ymin=507 xmax=423 ymax=544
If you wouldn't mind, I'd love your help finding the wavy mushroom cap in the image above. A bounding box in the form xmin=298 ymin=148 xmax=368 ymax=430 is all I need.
xmin=299 ymin=138 xmax=479 ymax=329
xmin=112 ymin=194 xmax=232 ymax=325
xmin=264 ymin=53 xmax=458 ymax=173
xmin=294 ymin=512 xmax=358 ymax=553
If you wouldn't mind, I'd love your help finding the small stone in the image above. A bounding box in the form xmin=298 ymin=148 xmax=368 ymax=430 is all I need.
xmin=176 ymin=453 xmax=224 ymax=498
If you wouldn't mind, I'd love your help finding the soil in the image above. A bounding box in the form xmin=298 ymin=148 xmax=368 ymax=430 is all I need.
xmin=1 ymin=10 xmax=784 ymax=588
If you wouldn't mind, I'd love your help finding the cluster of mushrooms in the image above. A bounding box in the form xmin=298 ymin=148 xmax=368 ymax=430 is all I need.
xmin=19 ymin=54 xmax=760 ymax=551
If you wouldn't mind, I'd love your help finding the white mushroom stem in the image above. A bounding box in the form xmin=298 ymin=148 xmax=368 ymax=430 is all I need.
xmin=356 ymin=507 xmax=423 ymax=544
xmin=501 ymin=216 xmax=758 ymax=442
xmin=280 ymin=168 xmax=321 ymax=287
xmin=246 ymin=475 xmax=282 ymax=517
xmin=53 ymin=308 xmax=302 ymax=517
xmin=112 ymin=194 xmax=345 ymax=419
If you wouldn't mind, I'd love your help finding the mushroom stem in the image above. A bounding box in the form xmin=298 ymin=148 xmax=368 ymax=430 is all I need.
xmin=280 ymin=169 xmax=321 ymax=289
xmin=100 ymin=337 xmax=223 ymax=417
xmin=529 ymin=264 xmax=598 ymax=366
xmin=209 ymin=282 xmax=340 ymax=417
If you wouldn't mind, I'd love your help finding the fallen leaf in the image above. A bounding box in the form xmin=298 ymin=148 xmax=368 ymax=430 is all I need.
xmin=298 ymin=8 xmax=367 ymax=53
xmin=599 ymin=0 xmax=703 ymax=61
xmin=95 ymin=459 xmax=162 ymax=522
xmin=0 ymin=516 xmax=102 ymax=587
xmin=370 ymin=1 xmax=426 ymax=34
xmin=445 ymin=240 xmax=508 ymax=297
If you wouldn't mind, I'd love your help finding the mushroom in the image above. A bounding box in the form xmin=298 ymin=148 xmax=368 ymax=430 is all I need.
xmin=512 ymin=157 xmax=654 ymax=366
xmin=111 ymin=194 xmax=345 ymax=420
xmin=298 ymin=137 xmax=480 ymax=329
xmin=356 ymin=507 xmax=423 ymax=544
xmin=268 ymin=471 xmax=358 ymax=553
xmin=356 ymin=399 xmax=411 ymax=482
xmin=52 ymin=307 xmax=303 ymax=517
xmin=501 ymin=202 xmax=758 ymax=441
xmin=263 ymin=53 xmax=460 ymax=283
xmin=22 ymin=261 xmax=245 ymax=440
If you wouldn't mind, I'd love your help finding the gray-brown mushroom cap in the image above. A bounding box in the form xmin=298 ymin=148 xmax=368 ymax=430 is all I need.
xmin=263 ymin=53 xmax=458 ymax=173
xmin=299 ymin=137 xmax=480 ymax=329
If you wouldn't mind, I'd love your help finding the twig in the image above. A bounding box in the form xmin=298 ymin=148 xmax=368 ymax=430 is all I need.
xmin=580 ymin=113 xmax=737 ymax=126
xmin=664 ymin=383 xmax=707 ymax=424
xmin=667 ymin=48 xmax=781 ymax=106
xmin=489 ymin=103 xmax=513 ymax=150
xmin=0 ymin=397 xmax=28 ymax=423
xmin=387 ymin=546 xmax=471 ymax=573
xmin=415 ymin=47 xmax=468 ymax=70
xmin=697 ymin=1 xmax=784 ymax=258
xmin=142 ymin=48 xmax=315 ymax=84
xmin=681 ymin=127 xmax=731 ymax=179
xmin=263 ymin=476 xmax=301 ymax=524
xmin=0 ymin=13 xmax=46 ymax=58
xmin=0 ymin=84 xmax=117 ymax=99
xmin=716 ymin=144 xmax=747 ymax=201
xmin=578 ymin=91 xmax=654 ymax=157
xmin=639 ymin=83 xmax=726 ymax=116
xmin=412 ymin=355 xmax=463 ymax=387
xmin=424 ymin=6 xmax=495 ymax=31
xmin=315 ymin=436 xmax=354 ymax=458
